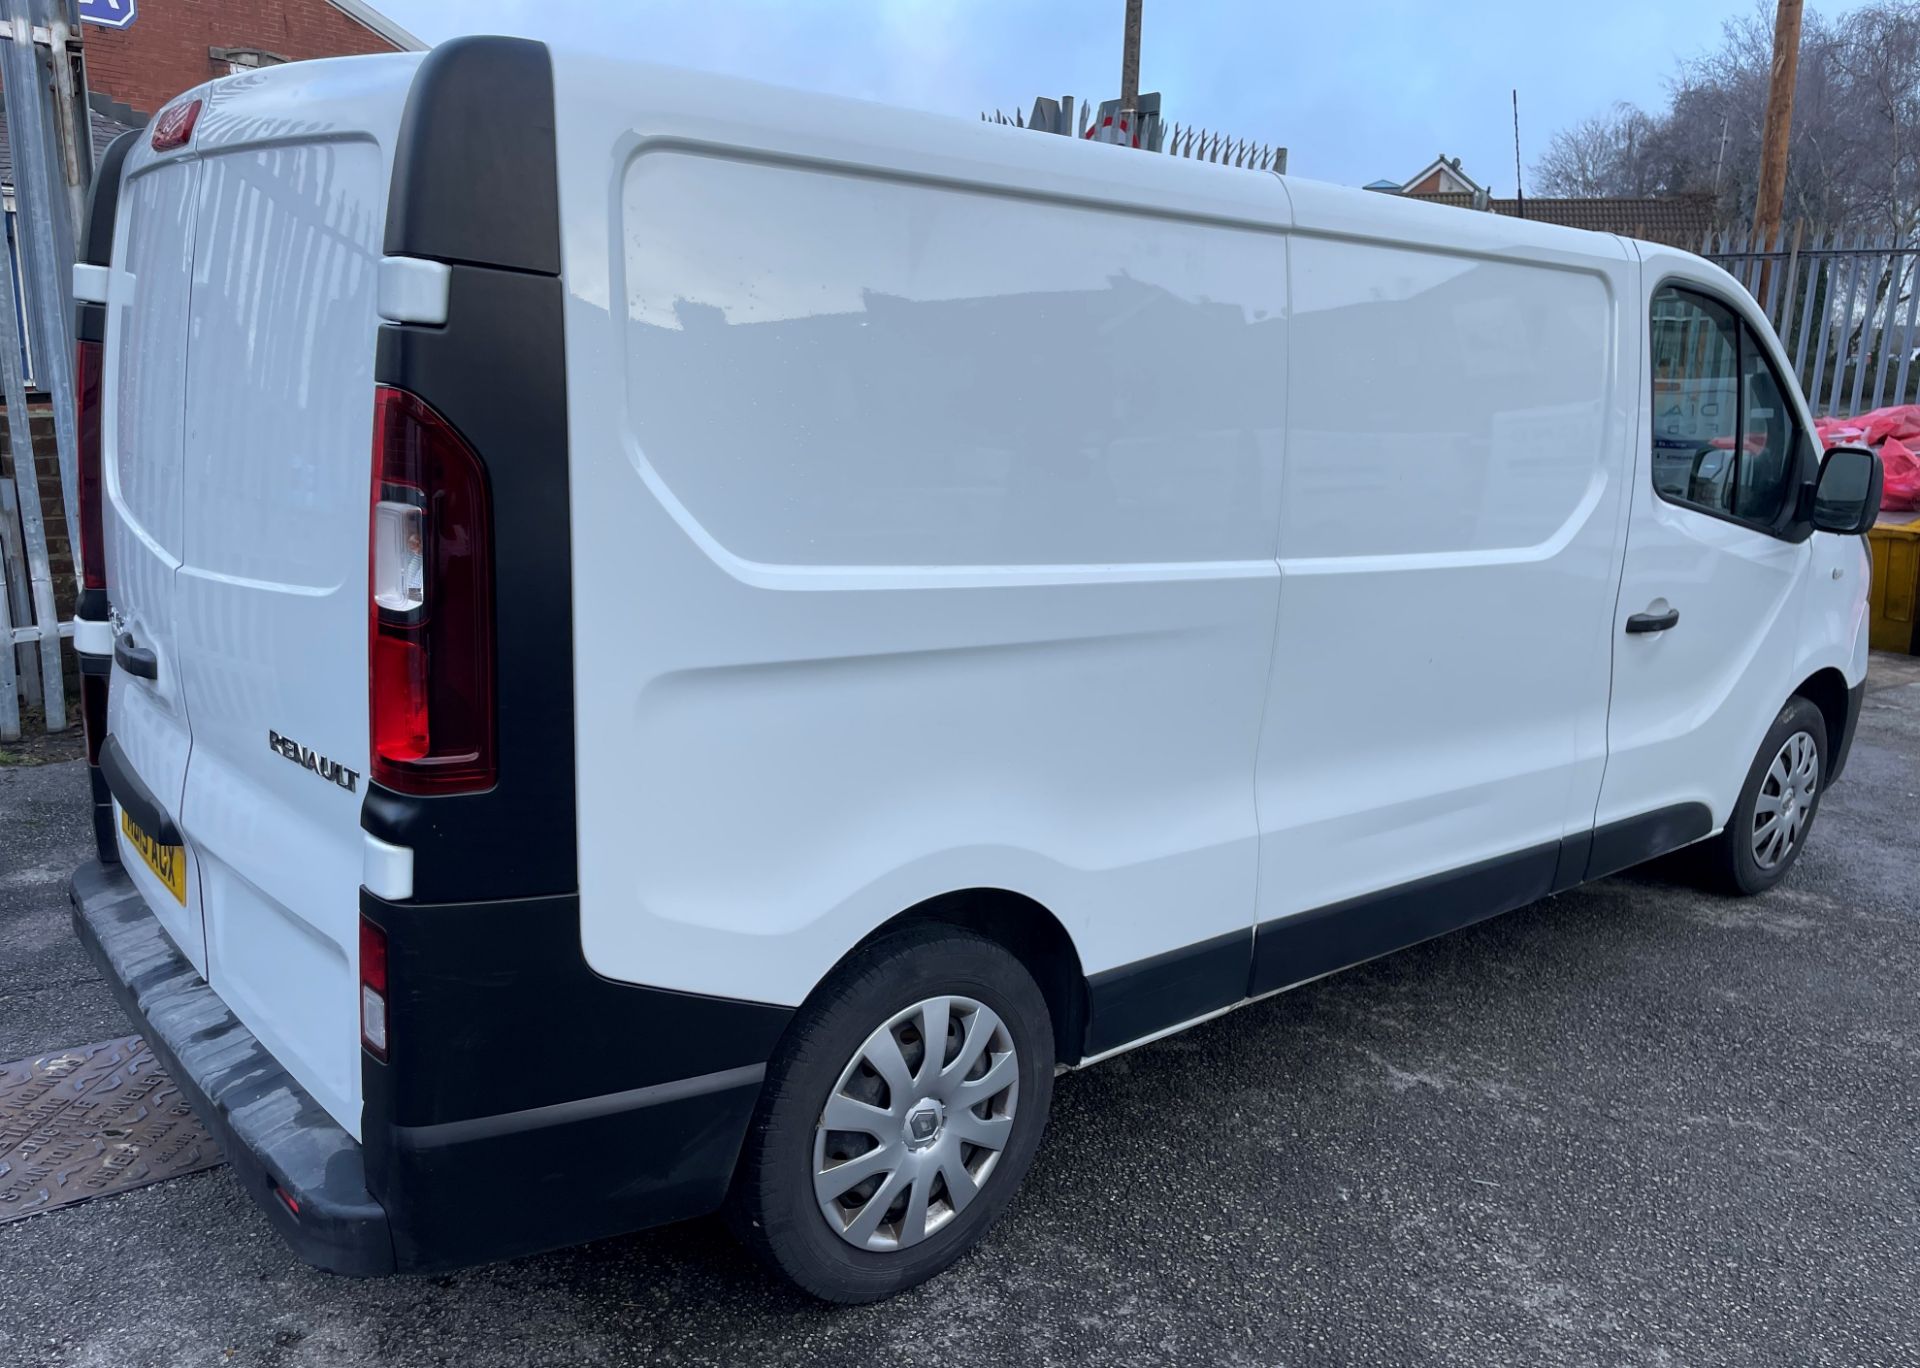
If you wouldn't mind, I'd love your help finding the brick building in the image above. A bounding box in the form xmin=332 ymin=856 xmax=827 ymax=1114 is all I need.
xmin=81 ymin=0 xmax=423 ymax=122
xmin=1365 ymin=154 xmax=1716 ymax=249
xmin=0 ymin=0 xmax=424 ymax=718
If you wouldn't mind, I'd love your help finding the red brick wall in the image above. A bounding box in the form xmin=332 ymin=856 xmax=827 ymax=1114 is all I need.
xmin=81 ymin=0 xmax=405 ymax=120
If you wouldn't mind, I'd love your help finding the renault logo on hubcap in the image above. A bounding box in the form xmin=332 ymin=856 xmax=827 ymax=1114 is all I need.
xmin=905 ymin=1099 xmax=943 ymax=1147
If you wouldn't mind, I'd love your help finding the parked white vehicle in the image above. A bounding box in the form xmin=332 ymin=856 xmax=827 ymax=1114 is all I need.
xmin=67 ymin=39 xmax=1881 ymax=1303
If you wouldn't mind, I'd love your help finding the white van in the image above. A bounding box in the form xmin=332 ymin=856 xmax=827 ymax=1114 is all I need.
xmin=67 ymin=39 xmax=1881 ymax=1303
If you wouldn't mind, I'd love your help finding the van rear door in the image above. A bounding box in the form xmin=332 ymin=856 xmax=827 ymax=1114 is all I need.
xmin=170 ymin=58 xmax=421 ymax=1137
xmin=103 ymin=98 xmax=209 ymax=975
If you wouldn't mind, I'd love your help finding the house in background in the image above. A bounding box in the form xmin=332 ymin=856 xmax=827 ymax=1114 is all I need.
xmin=1365 ymin=155 xmax=1715 ymax=248
xmin=1396 ymin=154 xmax=1483 ymax=197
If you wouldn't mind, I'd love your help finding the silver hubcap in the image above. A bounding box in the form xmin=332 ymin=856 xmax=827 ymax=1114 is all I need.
xmin=1753 ymin=730 xmax=1819 ymax=870
xmin=813 ymin=995 xmax=1019 ymax=1252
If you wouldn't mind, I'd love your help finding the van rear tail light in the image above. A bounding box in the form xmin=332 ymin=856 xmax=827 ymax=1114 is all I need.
xmin=75 ymin=339 xmax=106 ymax=593
xmin=368 ymin=386 xmax=495 ymax=794
xmin=150 ymin=98 xmax=200 ymax=151
xmin=359 ymin=916 xmax=389 ymax=1060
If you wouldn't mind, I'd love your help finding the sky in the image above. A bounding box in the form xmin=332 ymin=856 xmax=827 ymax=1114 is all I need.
xmin=376 ymin=0 xmax=1839 ymax=193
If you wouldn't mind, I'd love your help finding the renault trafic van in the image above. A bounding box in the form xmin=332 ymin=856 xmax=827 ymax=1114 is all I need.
xmin=67 ymin=38 xmax=1882 ymax=1303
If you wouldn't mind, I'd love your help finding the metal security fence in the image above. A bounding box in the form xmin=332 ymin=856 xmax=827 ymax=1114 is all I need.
xmin=1700 ymin=225 xmax=1920 ymax=418
xmin=983 ymin=94 xmax=1286 ymax=173
xmin=0 ymin=0 xmax=94 ymax=739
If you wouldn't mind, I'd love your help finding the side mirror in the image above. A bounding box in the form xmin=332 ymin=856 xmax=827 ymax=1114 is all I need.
xmin=1811 ymin=445 xmax=1882 ymax=535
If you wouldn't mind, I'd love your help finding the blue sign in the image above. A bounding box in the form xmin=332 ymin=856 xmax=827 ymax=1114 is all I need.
xmin=79 ymin=0 xmax=137 ymax=30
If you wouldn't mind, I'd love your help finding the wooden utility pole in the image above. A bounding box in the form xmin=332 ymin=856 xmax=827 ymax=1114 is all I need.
xmin=1120 ymin=0 xmax=1143 ymax=113
xmin=1754 ymin=0 xmax=1804 ymax=296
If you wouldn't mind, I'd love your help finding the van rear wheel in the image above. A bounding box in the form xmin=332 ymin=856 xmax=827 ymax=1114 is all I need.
xmin=728 ymin=926 xmax=1054 ymax=1303
xmin=1702 ymin=696 xmax=1828 ymax=896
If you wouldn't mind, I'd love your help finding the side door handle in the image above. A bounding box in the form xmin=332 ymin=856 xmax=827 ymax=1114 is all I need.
xmin=114 ymin=631 xmax=159 ymax=679
xmin=1625 ymin=608 xmax=1680 ymax=635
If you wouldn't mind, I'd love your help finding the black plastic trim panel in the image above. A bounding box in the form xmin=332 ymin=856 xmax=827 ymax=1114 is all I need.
xmin=1829 ymin=682 xmax=1866 ymax=785
xmin=358 ymin=888 xmax=792 ymax=1128
xmin=1250 ymin=841 xmax=1561 ymax=998
xmin=383 ymin=37 xmax=561 ymax=274
xmin=75 ymin=129 xmax=139 ymax=347
xmin=359 ymin=887 xmax=791 ymax=1268
xmin=1583 ymin=802 xmax=1714 ymax=882
xmin=365 ymin=39 xmax=572 ymax=903
xmin=364 ymin=260 xmax=573 ymax=901
xmin=80 ymin=128 xmax=140 ymax=267
xmin=376 ymin=1061 xmax=765 ymax=1272
xmin=1082 ymin=929 xmax=1251 ymax=1057
xmin=1084 ymin=799 xmax=1732 ymax=1059
xmin=87 ymin=761 xmax=118 ymax=865
xmin=98 ymin=734 xmax=180 ymax=846
xmin=1551 ymin=830 xmax=1593 ymax=893
xmin=70 ymin=861 xmax=396 ymax=1275
xmin=76 ymin=299 xmax=106 ymax=346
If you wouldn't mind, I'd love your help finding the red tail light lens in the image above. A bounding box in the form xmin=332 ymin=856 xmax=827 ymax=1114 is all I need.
xmin=368 ymin=386 xmax=496 ymax=794
xmin=150 ymin=98 xmax=200 ymax=151
xmin=359 ymin=916 xmax=389 ymax=1060
xmin=75 ymin=339 xmax=106 ymax=592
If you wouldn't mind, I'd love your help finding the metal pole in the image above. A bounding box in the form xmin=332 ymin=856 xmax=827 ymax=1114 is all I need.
xmin=2 ymin=0 xmax=84 ymax=558
xmin=1892 ymin=252 xmax=1920 ymax=407
xmin=0 ymin=189 xmax=64 ymax=730
xmin=0 ymin=430 xmax=43 ymax=711
xmin=1119 ymin=0 xmax=1142 ymax=113
xmin=1791 ymin=227 xmax=1824 ymax=386
xmin=1777 ymin=219 xmax=1804 ymax=343
xmin=1825 ymin=232 xmax=1864 ymax=418
xmin=41 ymin=0 xmax=95 ymax=236
xmin=1752 ymin=0 xmax=1803 ymax=303
xmin=1868 ymin=243 xmax=1903 ymax=412
xmin=0 ymin=537 xmax=16 ymax=739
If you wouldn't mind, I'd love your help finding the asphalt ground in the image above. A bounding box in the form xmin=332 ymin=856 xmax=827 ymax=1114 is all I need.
xmin=2 ymin=660 xmax=1917 ymax=1367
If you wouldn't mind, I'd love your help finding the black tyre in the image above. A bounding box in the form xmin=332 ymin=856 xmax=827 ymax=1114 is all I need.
xmin=728 ymin=925 xmax=1055 ymax=1303
xmin=1701 ymin=695 xmax=1829 ymax=896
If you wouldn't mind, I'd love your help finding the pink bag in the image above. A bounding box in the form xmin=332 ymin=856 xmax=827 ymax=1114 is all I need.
xmin=1880 ymin=436 xmax=1920 ymax=512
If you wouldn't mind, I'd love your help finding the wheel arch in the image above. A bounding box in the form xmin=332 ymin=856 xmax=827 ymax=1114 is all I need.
xmin=852 ymin=888 xmax=1091 ymax=1067
xmin=1790 ymin=666 xmax=1851 ymax=772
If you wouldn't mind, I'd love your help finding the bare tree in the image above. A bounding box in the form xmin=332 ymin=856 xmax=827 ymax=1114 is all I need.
xmin=1533 ymin=0 xmax=1920 ymax=230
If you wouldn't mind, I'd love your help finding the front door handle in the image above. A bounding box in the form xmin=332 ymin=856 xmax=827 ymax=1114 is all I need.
xmin=113 ymin=631 xmax=158 ymax=679
xmin=1625 ymin=608 xmax=1680 ymax=635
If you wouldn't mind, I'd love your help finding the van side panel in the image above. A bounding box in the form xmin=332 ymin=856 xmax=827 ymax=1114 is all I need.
xmin=557 ymin=59 xmax=1292 ymax=1014
xmin=1251 ymin=195 xmax=1635 ymax=973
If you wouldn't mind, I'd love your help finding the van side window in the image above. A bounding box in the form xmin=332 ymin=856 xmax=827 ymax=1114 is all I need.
xmin=1735 ymin=330 xmax=1795 ymax=523
xmin=1649 ymin=286 xmax=1800 ymax=531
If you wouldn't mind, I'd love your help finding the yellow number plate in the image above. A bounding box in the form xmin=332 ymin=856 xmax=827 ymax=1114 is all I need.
xmin=121 ymin=808 xmax=187 ymax=905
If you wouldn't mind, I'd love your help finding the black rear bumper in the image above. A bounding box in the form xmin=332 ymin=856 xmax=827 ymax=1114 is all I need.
xmin=70 ymin=860 xmax=393 ymax=1273
xmin=70 ymin=861 xmax=789 ymax=1274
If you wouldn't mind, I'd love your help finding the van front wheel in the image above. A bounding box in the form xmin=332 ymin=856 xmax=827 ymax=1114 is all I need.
xmin=728 ymin=926 xmax=1055 ymax=1303
xmin=1704 ymin=696 xmax=1829 ymax=896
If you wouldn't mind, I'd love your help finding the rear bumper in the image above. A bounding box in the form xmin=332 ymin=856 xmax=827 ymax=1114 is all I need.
xmin=70 ymin=860 xmax=394 ymax=1274
xmin=71 ymin=861 xmax=785 ymax=1274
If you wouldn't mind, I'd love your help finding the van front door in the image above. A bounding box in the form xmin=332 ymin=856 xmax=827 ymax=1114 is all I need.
xmin=1249 ymin=223 xmax=1636 ymax=995
xmin=1594 ymin=266 xmax=1815 ymax=866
